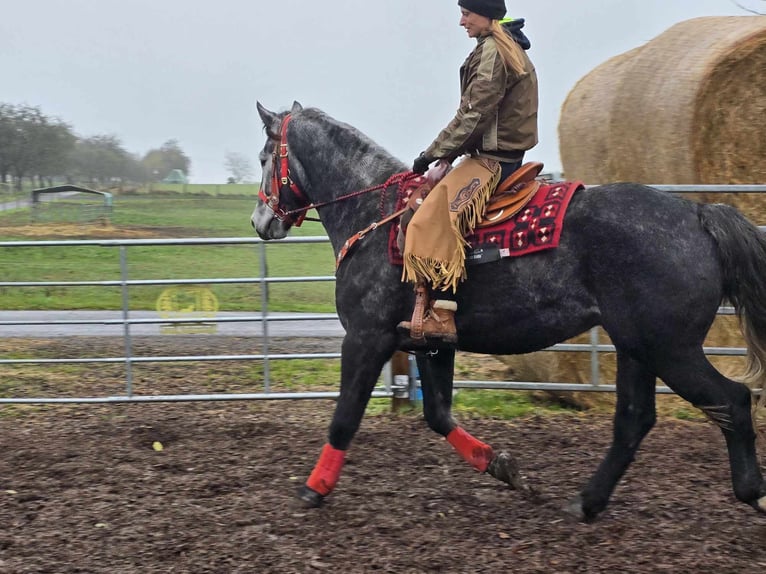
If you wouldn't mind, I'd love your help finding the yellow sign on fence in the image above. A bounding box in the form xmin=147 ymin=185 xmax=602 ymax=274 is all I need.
xmin=156 ymin=287 xmax=219 ymax=334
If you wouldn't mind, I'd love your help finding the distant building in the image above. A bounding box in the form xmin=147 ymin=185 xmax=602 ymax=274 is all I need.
xmin=162 ymin=169 xmax=188 ymax=184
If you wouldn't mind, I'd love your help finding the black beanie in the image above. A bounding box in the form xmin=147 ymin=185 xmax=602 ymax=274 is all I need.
xmin=458 ymin=0 xmax=506 ymax=20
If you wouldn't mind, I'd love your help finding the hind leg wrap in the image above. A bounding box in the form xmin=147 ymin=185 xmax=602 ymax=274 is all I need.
xmin=446 ymin=427 xmax=494 ymax=472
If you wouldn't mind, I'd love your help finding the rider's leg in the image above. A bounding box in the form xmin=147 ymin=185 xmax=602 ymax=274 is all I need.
xmin=498 ymin=159 xmax=523 ymax=182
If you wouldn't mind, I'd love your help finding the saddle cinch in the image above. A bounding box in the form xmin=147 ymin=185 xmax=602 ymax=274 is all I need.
xmin=400 ymin=161 xmax=544 ymax=241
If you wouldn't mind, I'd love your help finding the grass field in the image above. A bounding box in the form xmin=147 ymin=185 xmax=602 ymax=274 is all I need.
xmin=0 ymin=193 xmax=336 ymax=312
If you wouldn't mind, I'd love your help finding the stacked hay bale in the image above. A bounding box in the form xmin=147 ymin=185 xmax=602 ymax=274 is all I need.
xmin=559 ymin=16 xmax=766 ymax=188
xmin=498 ymin=17 xmax=765 ymax=410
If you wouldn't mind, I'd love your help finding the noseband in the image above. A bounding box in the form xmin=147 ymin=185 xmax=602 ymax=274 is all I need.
xmin=259 ymin=113 xmax=311 ymax=226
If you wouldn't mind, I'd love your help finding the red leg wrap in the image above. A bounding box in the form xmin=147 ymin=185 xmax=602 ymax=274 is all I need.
xmin=446 ymin=427 xmax=494 ymax=472
xmin=306 ymin=444 xmax=346 ymax=496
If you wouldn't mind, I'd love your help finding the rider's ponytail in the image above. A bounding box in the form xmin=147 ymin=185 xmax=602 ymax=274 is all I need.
xmin=490 ymin=21 xmax=526 ymax=76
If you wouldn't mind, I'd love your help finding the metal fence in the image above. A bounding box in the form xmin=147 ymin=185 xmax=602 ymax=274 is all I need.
xmin=1 ymin=184 xmax=765 ymax=404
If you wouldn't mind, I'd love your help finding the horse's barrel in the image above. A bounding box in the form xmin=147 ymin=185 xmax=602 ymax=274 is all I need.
xmin=558 ymin=16 xmax=766 ymax=189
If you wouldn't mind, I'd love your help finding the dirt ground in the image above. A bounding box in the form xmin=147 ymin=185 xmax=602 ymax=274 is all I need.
xmin=1 ymin=338 xmax=766 ymax=573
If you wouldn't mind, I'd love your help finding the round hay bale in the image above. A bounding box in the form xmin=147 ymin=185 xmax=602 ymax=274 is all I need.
xmin=496 ymin=319 xmax=750 ymax=412
xmin=559 ymin=16 xmax=766 ymax=185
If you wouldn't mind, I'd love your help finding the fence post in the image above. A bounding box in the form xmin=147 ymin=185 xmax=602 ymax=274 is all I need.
xmin=259 ymin=241 xmax=271 ymax=392
xmin=119 ymin=245 xmax=134 ymax=396
xmin=390 ymin=351 xmax=410 ymax=411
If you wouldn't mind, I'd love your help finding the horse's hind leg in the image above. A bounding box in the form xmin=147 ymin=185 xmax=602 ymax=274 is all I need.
xmin=418 ymin=350 xmax=525 ymax=489
xmin=655 ymin=348 xmax=765 ymax=513
xmin=570 ymin=350 xmax=657 ymax=521
xmin=297 ymin=334 xmax=395 ymax=507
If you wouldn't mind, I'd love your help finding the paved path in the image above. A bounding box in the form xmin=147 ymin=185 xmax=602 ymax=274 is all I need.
xmin=0 ymin=198 xmax=30 ymax=211
xmin=0 ymin=311 xmax=345 ymax=338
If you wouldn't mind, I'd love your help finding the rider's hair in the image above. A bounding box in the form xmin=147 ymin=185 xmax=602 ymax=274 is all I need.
xmin=490 ymin=21 xmax=526 ymax=76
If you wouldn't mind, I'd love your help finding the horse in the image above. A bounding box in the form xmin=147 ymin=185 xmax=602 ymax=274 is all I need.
xmin=251 ymin=101 xmax=766 ymax=521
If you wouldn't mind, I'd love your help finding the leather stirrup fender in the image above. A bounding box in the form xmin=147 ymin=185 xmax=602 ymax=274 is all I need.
xmin=409 ymin=284 xmax=429 ymax=340
xmin=477 ymin=179 xmax=540 ymax=228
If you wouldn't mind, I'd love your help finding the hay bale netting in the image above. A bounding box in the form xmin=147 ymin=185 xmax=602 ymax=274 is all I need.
xmin=559 ymin=16 xmax=766 ymax=186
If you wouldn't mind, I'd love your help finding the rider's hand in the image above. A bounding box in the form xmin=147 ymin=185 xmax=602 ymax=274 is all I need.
xmin=412 ymin=152 xmax=434 ymax=175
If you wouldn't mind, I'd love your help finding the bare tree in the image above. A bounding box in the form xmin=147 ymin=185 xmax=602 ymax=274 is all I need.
xmin=224 ymin=151 xmax=255 ymax=184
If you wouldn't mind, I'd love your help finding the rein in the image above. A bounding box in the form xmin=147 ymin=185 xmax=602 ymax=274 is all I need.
xmin=286 ymin=171 xmax=418 ymax=222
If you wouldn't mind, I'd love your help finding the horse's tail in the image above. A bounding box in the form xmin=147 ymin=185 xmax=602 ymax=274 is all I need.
xmin=699 ymin=202 xmax=766 ymax=408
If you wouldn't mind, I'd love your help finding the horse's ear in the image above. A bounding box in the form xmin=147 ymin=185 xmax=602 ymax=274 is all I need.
xmin=256 ymin=101 xmax=280 ymax=139
xmin=291 ymin=101 xmax=303 ymax=114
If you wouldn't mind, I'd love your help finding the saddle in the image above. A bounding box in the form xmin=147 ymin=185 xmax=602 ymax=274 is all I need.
xmin=477 ymin=161 xmax=543 ymax=228
xmin=401 ymin=161 xmax=544 ymax=234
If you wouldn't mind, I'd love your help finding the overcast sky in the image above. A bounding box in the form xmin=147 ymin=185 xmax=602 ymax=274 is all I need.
xmin=1 ymin=0 xmax=760 ymax=183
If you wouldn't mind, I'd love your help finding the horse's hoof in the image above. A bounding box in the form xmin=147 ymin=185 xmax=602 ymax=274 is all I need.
xmin=562 ymin=496 xmax=588 ymax=523
xmin=486 ymin=451 xmax=527 ymax=491
xmin=755 ymin=495 xmax=766 ymax=513
xmin=296 ymin=485 xmax=324 ymax=508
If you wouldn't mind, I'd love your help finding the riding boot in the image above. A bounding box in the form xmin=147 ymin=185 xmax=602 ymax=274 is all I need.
xmin=398 ymin=299 xmax=458 ymax=346
xmin=422 ymin=299 xmax=458 ymax=343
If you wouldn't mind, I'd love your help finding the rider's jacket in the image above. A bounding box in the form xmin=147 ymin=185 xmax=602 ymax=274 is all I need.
xmin=425 ymin=21 xmax=538 ymax=164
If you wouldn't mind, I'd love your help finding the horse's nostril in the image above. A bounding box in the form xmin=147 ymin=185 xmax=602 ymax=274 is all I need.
xmin=250 ymin=219 xmax=255 ymax=228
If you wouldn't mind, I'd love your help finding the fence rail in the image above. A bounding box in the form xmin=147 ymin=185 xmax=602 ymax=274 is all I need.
xmin=1 ymin=184 xmax=764 ymax=404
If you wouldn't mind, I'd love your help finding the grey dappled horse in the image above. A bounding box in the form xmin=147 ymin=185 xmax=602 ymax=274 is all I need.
xmin=251 ymin=101 xmax=766 ymax=521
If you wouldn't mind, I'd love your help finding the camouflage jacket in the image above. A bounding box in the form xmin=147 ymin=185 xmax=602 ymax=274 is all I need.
xmin=425 ymin=32 xmax=538 ymax=163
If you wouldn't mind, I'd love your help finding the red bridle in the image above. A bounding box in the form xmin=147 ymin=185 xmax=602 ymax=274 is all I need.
xmin=258 ymin=113 xmax=310 ymax=226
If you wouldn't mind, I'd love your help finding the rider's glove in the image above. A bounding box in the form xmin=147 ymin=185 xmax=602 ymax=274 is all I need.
xmin=412 ymin=152 xmax=434 ymax=175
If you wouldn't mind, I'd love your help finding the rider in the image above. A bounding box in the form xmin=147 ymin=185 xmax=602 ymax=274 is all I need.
xmin=399 ymin=0 xmax=539 ymax=345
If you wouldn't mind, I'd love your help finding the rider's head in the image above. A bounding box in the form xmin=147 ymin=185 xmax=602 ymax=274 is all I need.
xmin=458 ymin=0 xmax=506 ymax=37
xmin=457 ymin=0 xmax=506 ymax=19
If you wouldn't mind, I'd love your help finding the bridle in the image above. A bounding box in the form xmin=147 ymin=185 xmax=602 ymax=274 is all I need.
xmin=258 ymin=113 xmax=311 ymax=226
xmin=258 ymin=113 xmax=422 ymax=230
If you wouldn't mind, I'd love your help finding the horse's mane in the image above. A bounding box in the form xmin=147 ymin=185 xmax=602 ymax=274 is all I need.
xmin=298 ymin=108 xmax=406 ymax=177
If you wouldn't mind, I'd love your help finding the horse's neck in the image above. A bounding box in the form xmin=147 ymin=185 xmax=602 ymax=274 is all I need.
xmin=293 ymin=120 xmax=405 ymax=253
xmin=314 ymin=165 xmax=402 ymax=255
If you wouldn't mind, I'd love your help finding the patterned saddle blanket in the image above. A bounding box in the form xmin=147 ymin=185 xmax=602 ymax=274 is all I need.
xmin=388 ymin=180 xmax=583 ymax=266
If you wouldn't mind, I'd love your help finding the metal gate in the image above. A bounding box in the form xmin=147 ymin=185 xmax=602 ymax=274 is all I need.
xmin=1 ymin=184 xmax=764 ymax=404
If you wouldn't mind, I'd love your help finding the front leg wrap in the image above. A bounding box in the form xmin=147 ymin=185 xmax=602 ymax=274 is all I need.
xmin=447 ymin=427 xmax=494 ymax=472
xmin=306 ymin=444 xmax=347 ymax=496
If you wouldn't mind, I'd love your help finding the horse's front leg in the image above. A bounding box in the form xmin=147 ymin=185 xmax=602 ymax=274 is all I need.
xmin=298 ymin=332 xmax=395 ymax=507
xmin=417 ymin=349 xmax=527 ymax=490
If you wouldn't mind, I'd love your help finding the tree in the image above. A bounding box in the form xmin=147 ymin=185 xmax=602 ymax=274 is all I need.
xmin=36 ymin=121 xmax=77 ymax=186
xmin=0 ymin=104 xmax=75 ymax=189
xmin=0 ymin=101 xmax=192 ymax=188
xmin=69 ymin=134 xmax=144 ymax=185
xmin=142 ymin=139 xmax=191 ymax=181
xmin=224 ymin=151 xmax=255 ymax=184
xmin=0 ymin=104 xmax=14 ymax=183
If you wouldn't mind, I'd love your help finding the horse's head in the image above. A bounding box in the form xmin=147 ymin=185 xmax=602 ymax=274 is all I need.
xmin=251 ymin=100 xmax=309 ymax=240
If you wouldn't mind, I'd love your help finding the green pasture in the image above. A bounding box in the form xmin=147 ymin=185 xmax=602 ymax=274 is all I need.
xmin=0 ymin=193 xmax=336 ymax=312
xmin=146 ymin=183 xmax=261 ymax=196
